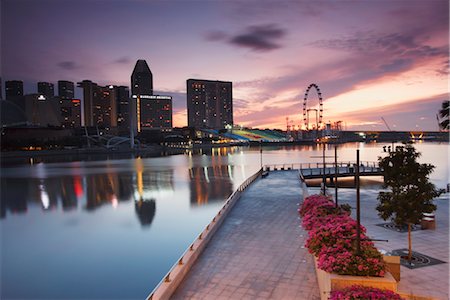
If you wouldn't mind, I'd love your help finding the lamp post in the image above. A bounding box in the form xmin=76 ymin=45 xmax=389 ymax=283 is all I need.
xmin=322 ymin=142 xmax=326 ymax=195
xmin=259 ymin=140 xmax=263 ymax=171
xmin=334 ymin=145 xmax=338 ymax=207
xmin=356 ymin=149 xmax=361 ymax=255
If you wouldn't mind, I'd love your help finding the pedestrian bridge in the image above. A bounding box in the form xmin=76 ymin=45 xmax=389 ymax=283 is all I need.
xmin=263 ymin=161 xmax=383 ymax=180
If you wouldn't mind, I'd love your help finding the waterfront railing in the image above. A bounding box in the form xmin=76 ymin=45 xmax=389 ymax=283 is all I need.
xmin=146 ymin=168 xmax=263 ymax=300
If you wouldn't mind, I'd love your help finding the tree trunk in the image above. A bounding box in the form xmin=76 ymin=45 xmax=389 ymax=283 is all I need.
xmin=408 ymin=223 xmax=412 ymax=263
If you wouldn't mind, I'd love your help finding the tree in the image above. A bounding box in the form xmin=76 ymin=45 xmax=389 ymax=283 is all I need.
xmin=439 ymin=100 xmax=449 ymax=130
xmin=376 ymin=144 xmax=442 ymax=262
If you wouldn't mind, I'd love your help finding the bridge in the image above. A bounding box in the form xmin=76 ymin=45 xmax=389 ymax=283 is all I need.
xmin=264 ymin=161 xmax=383 ymax=182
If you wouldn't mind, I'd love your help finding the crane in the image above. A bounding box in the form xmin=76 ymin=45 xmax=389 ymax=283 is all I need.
xmin=381 ymin=117 xmax=392 ymax=131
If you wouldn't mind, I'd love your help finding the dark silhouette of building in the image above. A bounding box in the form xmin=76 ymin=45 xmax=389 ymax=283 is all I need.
xmin=131 ymin=59 xmax=172 ymax=131
xmin=112 ymin=85 xmax=130 ymax=129
xmin=78 ymin=80 xmax=118 ymax=128
xmin=24 ymin=94 xmax=60 ymax=126
xmin=187 ymin=79 xmax=233 ymax=129
xmin=78 ymin=80 xmax=98 ymax=127
xmin=5 ymin=80 xmax=25 ymax=109
xmin=60 ymin=98 xmax=81 ymax=128
xmin=58 ymin=80 xmax=74 ymax=100
xmin=37 ymin=82 xmax=55 ymax=99
xmin=0 ymin=77 xmax=3 ymax=100
xmin=131 ymin=59 xmax=153 ymax=96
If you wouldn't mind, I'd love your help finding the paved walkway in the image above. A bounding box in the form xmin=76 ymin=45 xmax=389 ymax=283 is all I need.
xmin=172 ymin=171 xmax=319 ymax=300
xmin=321 ymin=186 xmax=449 ymax=300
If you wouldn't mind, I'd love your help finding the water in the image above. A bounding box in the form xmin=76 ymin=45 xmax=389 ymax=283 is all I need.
xmin=1 ymin=142 xmax=448 ymax=299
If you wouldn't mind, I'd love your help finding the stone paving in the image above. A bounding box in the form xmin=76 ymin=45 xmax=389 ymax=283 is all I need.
xmin=172 ymin=170 xmax=319 ymax=300
xmin=322 ymin=185 xmax=449 ymax=300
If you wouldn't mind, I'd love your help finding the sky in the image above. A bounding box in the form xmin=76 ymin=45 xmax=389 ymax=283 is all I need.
xmin=2 ymin=0 xmax=449 ymax=131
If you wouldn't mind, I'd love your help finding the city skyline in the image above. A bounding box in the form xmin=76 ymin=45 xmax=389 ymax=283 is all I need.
xmin=3 ymin=0 xmax=449 ymax=131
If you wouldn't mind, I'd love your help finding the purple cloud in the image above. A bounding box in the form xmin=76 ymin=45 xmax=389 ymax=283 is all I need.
xmin=229 ymin=24 xmax=286 ymax=51
xmin=205 ymin=24 xmax=287 ymax=52
xmin=113 ymin=56 xmax=131 ymax=64
xmin=57 ymin=61 xmax=78 ymax=70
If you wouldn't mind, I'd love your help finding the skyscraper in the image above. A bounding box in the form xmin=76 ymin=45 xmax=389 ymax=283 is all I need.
xmin=115 ymin=86 xmax=131 ymax=129
xmin=130 ymin=59 xmax=172 ymax=130
xmin=37 ymin=82 xmax=55 ymax=99
xmin=187 ymin=79 xmax=233 ymax=129
xmin=5 ymin=80 xmax=25 ymax=110
xmin=78 ymin=80 xmax=98 ymax=127
xmin=5 ymin=80 xmax=24 ymax=100
xmin=77 ymin=80 xmax=117 ymax=128
xmin=131 ymin=60 xmax=153 ymax=96
xmin=58 ymin=80 xmax=75 ymax=100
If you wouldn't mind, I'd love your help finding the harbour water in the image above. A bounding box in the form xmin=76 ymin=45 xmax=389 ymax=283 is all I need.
xmin=1 ymin=142 xmax=448 ymax=299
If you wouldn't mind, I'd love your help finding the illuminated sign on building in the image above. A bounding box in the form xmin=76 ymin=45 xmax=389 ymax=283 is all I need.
xmin=132 ymin=95 xmax=172 ymax=100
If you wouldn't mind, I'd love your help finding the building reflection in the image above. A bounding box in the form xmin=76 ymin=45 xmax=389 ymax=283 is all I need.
xmin=134 ymin=199 xmax=156 ymax=226
xmin=1 ymin=164 xmax=173 ymax=228
xmin=0 ymin=178 xmax=29 ymax=218
xmin=189 ymin=164 xmax=234 ymax=206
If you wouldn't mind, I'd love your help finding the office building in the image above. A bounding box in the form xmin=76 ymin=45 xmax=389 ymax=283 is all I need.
xmin=131 ymin=59 xmax=172 ymax=130
xmin=133 ymin=95 xmax=172 ymax=129
xmin=60 ymin=98 xmax=82 ymax=128
xmin=58 ymin=80 xmax=75 ymax=100
xmin=77 ymin=80 xmax=117 ymax=128
xmin=115 ymin=86 xmax=131 ymax=129
xmin=131 ymin=59 xmax=153 ymax=96
xmin=5 ymin=80 xmax=25 ymax=110
xmin=24 ymin=94 xmax=60 ymax=126
xmin=37 ymin=82 xmax=55 ymax=99
xmin=187 ymin=79 xmax=233 ymax=129
xmin=0 ymin=77 xmax=3 ymax=100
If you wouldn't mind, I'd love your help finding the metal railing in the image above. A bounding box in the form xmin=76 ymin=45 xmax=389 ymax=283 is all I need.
xmin=264 ymin=161 xmax=380 ymax=172
xmin=146 ymin=168 xmax=263 ymax=300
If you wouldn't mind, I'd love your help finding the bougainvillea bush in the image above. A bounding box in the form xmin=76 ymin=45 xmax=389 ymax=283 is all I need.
xmin=299 ymin=194 xmax=386 ymax=277
xmin=317 ymin=243 xmax=385 ymax=277
xmin=329 ymin=285 xmax=403 ymax=300
xmin=305 ymin=214 xmax=364 ymax=256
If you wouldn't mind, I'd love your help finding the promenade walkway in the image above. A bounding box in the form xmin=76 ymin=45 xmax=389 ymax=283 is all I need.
xmin=172 ymin=171 xmax=320 ymax=299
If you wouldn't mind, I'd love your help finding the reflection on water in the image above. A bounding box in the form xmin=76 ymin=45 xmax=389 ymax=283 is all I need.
xmin=189 ymin=165 xmax=234 ymax=205
xmin=0 ymin=142 xmax=448 ymax=299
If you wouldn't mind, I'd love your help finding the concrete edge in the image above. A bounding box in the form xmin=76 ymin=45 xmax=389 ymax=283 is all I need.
xmin=147 ymin=169 xmax=262 ymax=300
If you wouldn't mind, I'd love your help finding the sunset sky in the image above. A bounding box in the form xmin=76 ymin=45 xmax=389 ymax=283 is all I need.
xmin=2 ymin=0 xmax=449 ymax=131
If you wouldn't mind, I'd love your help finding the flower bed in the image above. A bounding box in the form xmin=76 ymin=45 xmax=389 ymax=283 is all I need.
xmin=299 ymin=194 xmax=386 ymax=277
xmin=329 ymin=285 xmax=403 ymax=300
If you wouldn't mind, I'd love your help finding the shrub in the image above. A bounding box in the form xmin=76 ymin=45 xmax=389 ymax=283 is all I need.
xmin=329 ymin=285 xmax=403 ymax=299
xmin=317 ymin=243 xmax=385 ymax=277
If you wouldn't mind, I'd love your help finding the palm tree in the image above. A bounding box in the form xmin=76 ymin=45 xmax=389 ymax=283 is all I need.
xmin=439 ymin=100 xmax=449 ymax=130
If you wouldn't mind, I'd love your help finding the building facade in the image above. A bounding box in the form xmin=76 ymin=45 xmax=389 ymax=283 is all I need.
xmin=58 ymin=80 xmax=75 ymax=100
xmin=78 ymin=80 xmax=118 ymax=128
xmin=130 ymin=59 xmax=172 ymax=130
xmin=5 ymin=80 xmax=25 ymax=110
xmin=37 ymin=82 xmax=55 ymax=99
xmin=187 ymin=79 xmax=233 ymax=129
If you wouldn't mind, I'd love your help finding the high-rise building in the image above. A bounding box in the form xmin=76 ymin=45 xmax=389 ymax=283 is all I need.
xmin=133 ymin=95 xmax=172 ymax=129
xmin=5 ymin=80 xmax=25 ymax=110
xmin=5 ymin=80 xmax=24 ymax=100
xmin=37 ymin=82 xmax=55 ymax=99
xmin=24 ymin=94 xmax=60 ymax=126
xmin=0 ymin=77 xmax=3 ymax=100
xmin=77 ymin=80 xmax=98 ymax=127
xmin=130 ymin=59 xmax=172 ymax=130
xmin=115 ymin=86 xmax=130 ymax=129
xmin=60 ymin=99 xmax=82 ymax=128
xmin=77 ymin=80 xmax=117 ymax=128
xmin=58 ymin=80 xmax=74 ymax=100
xmin=187 ymin=79 xmax=233 ymax=129
xmin=131 ymin=59 xmax=153 ymax=96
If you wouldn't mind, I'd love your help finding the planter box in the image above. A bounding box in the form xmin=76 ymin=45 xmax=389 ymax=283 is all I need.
xmin=313 ymin=257 xmax=398 ymax=300
xmin=383 ymin=255 xmax=400 ymax=282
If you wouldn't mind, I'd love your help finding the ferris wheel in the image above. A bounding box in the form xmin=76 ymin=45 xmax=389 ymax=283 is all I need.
xmin=303 ymin=83 xmax=323 ymax=130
